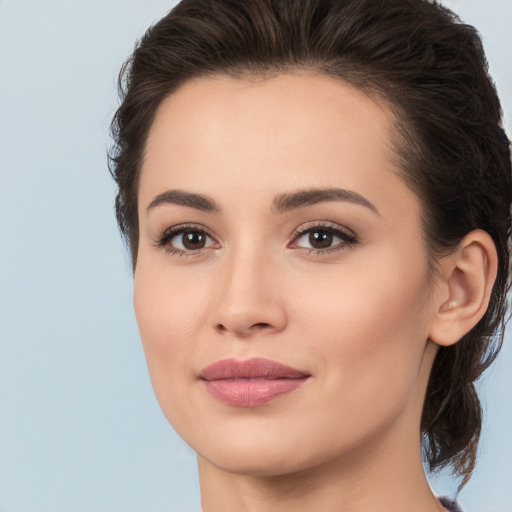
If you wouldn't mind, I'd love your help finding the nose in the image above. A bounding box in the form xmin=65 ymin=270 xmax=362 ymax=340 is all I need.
xmin=213 ymin=248 xmax=287 ymax=338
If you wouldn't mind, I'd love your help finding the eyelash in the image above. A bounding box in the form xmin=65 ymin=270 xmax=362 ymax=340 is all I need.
xmin=154 ymin=222 xmax=358 ymax=257
xmin=154 ymin=224 xmax=217 ymax=256
xmin=290 ymin=222 xmax=358 ymax=255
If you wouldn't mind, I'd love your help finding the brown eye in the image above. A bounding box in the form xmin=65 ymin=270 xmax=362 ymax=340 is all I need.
xmin=156 ymin=225 xmax=217 ymax=255
xmin=292 ymin=224 xmax=358 ymax=253
xmin=182 ymin=230 xmax=207 ymax=250
xmin=309 ymin=231 xmax=333 ymax=248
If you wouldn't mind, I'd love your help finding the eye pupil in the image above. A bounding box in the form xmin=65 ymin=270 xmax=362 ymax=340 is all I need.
xmin=182 ymin=230 xmax=206 ymax=249
xmin=309 ymin=231 xmax=333 ymax=248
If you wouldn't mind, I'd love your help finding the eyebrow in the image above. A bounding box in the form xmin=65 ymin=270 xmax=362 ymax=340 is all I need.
xmin=147 ymin=189 xmax=220 ymax=213
xmin=146 ymin=187 xmax=379 ymax=215
xmin=272 ymin=188 xmax=379 ymax=215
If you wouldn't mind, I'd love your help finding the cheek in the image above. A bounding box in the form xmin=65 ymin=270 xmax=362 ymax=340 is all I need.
xmin=133 ymin=261 xmax=212 ymax=398
xmin=293 ymin=253 xmax=432 ymax=407
xmin=132 ymin=261 xmax=222 ymax=440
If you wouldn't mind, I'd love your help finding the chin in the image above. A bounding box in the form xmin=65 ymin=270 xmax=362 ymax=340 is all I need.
xmin=186 ymin=417 xmax=364 ymax=480
xmin=174 ymin=415 xmax=319 ymax=477
xmin=199 ymin=445 xmax=314 ymax=478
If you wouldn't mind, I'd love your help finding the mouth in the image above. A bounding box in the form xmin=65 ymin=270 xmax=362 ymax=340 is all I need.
xmin=199 ymin=357 xmax=311 ymax=407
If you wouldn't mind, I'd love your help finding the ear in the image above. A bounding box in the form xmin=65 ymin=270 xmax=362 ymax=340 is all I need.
xmin=428 ymin=229 xmax=498 ymax=347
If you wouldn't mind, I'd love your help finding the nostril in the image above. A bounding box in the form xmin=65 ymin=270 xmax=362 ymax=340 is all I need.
xmin=214 ymin=321 xmax=273 ymax=337
xmin=251 ymin=322 xmax=272 ymax=330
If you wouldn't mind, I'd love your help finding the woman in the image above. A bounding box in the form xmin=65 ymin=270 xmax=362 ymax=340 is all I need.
xmin=109 ymin=0 xmax=511 ymax=510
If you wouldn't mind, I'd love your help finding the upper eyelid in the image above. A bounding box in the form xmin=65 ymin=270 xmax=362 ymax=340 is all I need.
xmin=158 ymin=221 xmax=353 ymax=237
xmin=291 ymin=221 xmax=356 ymax=238
xmin=161 ymin=223 xmax=214 ymax=237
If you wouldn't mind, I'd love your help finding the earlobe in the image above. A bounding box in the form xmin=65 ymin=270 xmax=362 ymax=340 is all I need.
xmin=428 ymin=229 xmax=498 ymax=347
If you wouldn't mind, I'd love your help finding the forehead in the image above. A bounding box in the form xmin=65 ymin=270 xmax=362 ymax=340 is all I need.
xmin=139 ymin=73 xmax=417 ymax=221
xmin=144 ymin=73 xmax=395 ymax=162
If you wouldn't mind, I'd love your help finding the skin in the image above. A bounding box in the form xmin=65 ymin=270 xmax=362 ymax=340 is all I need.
xmin=134 ymin=73 xmax=494 ymax=511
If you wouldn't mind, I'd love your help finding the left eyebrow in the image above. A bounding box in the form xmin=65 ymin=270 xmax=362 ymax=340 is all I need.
xmin=272 ymin=188 xmax=379 ymax=215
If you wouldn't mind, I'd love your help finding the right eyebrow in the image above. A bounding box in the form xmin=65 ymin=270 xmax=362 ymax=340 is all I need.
xmin=146 ymin=189 xmax=221 ymax=213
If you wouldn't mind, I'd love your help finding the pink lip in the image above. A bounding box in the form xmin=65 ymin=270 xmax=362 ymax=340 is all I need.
xmin=199 ymin=357 xmax=310 ymax=407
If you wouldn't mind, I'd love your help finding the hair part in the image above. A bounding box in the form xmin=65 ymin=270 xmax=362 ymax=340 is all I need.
xmin=109 ymin=0 xmax=512 ymax=487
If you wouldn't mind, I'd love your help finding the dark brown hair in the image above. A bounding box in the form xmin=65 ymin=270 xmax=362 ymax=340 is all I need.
xmin=109 ymin=0 xmax=512 ymax=487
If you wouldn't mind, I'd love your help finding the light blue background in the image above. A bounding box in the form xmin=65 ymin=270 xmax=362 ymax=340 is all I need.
xmin=0 ymin=1 xmax=510 ymax=511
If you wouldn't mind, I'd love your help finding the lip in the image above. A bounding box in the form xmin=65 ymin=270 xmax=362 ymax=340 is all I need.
xmin=199 ymin=357 xmax=311 ymax=407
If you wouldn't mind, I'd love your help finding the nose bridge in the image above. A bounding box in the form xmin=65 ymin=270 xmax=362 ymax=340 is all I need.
xmin=213 ymin=238 xmax=286 ymax=337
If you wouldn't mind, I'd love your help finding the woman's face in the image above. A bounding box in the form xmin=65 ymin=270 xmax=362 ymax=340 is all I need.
xmin=134 ymin=74 xmax=439 ymax=476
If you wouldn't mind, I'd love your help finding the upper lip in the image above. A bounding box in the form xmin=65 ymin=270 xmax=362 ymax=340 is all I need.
xmin=199 ymin=357 xmax=310 ymax=381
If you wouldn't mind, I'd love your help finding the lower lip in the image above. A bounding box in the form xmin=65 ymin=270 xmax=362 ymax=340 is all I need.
xmin=203 ymin=378 xmax=309 ymax=407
